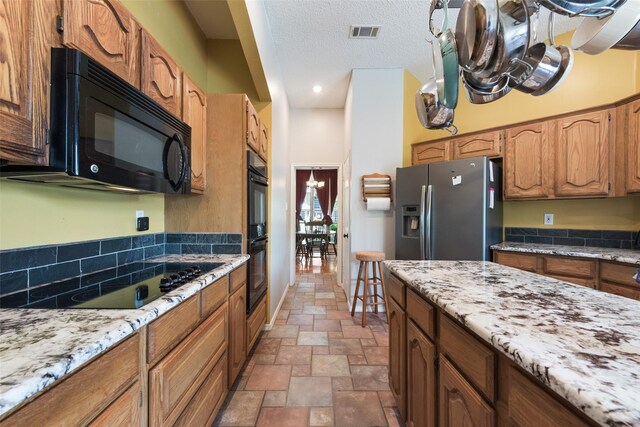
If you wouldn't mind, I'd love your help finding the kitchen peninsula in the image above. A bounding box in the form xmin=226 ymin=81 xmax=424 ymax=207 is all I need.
xmin=383 ymin=260 xmax=640 ymax=427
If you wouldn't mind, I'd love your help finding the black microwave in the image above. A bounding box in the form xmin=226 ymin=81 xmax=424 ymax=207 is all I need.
xmin=0 ymin=48 xmax=191 ymax=194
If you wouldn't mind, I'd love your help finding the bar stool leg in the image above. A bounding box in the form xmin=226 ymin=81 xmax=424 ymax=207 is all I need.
xmin=372 ymin=262 xmax=379 ymax=314
xmin=351 ymin=261 xmax=363 ymax=318
xmin=377 ymin=261 xmax=389 ymax=323
xmin=362 ymin=261 xmax=369 ymax=327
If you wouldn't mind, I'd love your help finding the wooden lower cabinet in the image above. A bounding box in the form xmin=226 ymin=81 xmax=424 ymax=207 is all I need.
xmin=247 ymin=295 xmax=267 ymax=351
xmin=494 ymin=250 xmax=639 ymax=300
xmin=439 ymin=356 xmax=495 ymax=427
xmin=388 ymin=297 xmax=407 ymax=419
xmin=0 ymin=333 xmax=140 ymax=426
xmin=89 ymin=381 xmax=141 ymax=427
xmin=406 ymin=320 xmax=436 ymax=427
xmin=149 ymin=302 xmax=227 ymax=426
xmin=228 ymin=284 xmax=247 ymax=387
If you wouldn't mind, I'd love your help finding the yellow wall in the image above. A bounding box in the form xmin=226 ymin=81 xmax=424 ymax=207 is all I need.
xmin=122 ymin=0 xmax=208 ymax=89
xmin=403 ymin=33 xmax=640 ymax=231
xmin=0 ymin=1 xmax=208 ymax=250
xmin=207 ymin=39 xmax=260 ymax=102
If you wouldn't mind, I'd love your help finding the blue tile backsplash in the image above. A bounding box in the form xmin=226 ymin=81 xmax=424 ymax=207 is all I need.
xmin=505 ymin=228 xmax=640 ymax=250
xmin=0 ymin=232 xmax=242 ymax=296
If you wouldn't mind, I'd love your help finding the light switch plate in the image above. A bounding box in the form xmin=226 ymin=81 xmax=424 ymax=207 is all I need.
xmin=544 ymin=213 xmax=554 ymax=225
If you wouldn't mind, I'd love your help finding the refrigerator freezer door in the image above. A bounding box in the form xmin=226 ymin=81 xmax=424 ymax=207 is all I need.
xmin=395 ymin=165 xmax=429 ymax=260
xmin=428 ymin=157 xmax=488 ymax=260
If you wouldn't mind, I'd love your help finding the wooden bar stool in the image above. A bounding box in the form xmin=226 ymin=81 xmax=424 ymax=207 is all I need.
xmin=351 ymin=251 xmax=388 ymax=327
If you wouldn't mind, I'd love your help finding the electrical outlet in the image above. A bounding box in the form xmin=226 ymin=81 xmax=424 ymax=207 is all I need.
xmin=544 ymin=213 xmax=554 ymax=225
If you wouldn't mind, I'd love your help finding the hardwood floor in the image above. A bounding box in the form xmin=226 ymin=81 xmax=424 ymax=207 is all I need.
xmin=295 ymin=254 xmax=337 ymax=275
xmin=213 ymin=267 xmax=401 ymax=426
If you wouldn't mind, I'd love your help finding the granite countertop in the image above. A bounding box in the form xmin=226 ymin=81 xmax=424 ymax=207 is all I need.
xmin=0 ymin=254 xmax=249 ymax=418
xmin=491 ymin=242 xmax=640 ymax=265
xmin=384 ymin=260 xmax=640 ymax=427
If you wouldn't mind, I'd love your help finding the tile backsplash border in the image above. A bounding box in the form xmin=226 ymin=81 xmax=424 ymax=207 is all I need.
xmin=505 ymin=228 xmax=640 ymax=250
xmin=0 ymin=232 xmax=242 ymax=296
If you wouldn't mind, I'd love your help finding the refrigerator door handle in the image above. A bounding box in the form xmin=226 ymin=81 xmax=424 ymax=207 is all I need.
xmin=419 ymin=185 xmax=426 ymax=260
xmin=426 ymin=184 xmax=433 ymax=260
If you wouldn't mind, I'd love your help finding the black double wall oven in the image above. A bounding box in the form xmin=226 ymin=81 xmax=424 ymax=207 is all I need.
xmin=247 ymin=149 xmax=268 ymax=314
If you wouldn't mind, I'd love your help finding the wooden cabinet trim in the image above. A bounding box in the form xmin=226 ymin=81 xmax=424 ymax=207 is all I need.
xmin=147 ymin=294 xmax=200 ymax=364
xmin=439 ymin=313 xmax=496 ymax=402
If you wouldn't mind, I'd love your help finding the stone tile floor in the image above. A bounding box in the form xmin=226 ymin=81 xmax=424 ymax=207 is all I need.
xmin=213 ymin=271 xmax=403 ymax=427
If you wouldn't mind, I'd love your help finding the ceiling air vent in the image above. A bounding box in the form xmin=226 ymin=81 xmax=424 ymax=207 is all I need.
xmin=350 ymin=25 xmax=381 ymax=39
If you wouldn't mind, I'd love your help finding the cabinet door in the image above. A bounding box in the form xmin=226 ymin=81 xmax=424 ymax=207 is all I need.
xmin=412 ymin=141 xmax=451 ymax=165
xmin=439 ymin=356 xmax=495 ymax=427
xmin=452 ymin=130 xmax=503 ymax=160
xmin=554 ymin=110 xmax=611 ymax=197
xmin=625 ymin=99 xmax=640 ymax=193
xmin=228 ymin=284 xmax=247 ymax=387
xmin=504 ymin=122 xmax=551 ymax=199
xmin=62 ymin=0 xmax=140 ymax=86
xmin=0 ymin=0 xmax=48 ymax=164
xmin=406 ymin=320 xmax=436 ymax=427
xmin=183 ymin=74 xmax=206 ymax=193
xmin=141 ymin=30 xmax=182 ymax=117
xmin=388 ymin=298 xmax=407 ymax=419
xmin=88 ymin=381 xmax=140 ymax=427
xmin=246 ymin=99 xmax=260 ymax=153
xmin=259 ymin=121 xmax=268 ymax=161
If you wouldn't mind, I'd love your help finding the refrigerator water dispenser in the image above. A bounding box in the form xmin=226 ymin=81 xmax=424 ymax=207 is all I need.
xmin=402 ymin=205 xmax=420 ymax=238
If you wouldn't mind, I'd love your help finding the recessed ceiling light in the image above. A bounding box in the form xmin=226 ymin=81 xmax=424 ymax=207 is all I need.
xmin=313 ymin=85 xmax=323 ymax=94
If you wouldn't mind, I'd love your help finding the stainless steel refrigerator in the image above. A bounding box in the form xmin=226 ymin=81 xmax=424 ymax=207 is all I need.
xmin=395 ymin=156 xmax=502 ymax=261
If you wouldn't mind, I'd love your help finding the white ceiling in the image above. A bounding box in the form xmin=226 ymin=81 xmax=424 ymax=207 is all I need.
xmin=183 ymin=0 xmax=581 ymax=109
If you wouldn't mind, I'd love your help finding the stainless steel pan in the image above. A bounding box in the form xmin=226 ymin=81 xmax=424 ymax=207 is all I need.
xmin=462 ymin=71 xmax=512 ymax=103
xmin=510 ymin=43 xmax=563 ymax=93
xmin=415 ymin=80 xmax=458 ymax=134
xmin=455 ymin=0 xmax=500 ymax=71
xmin=537 ymin=0 xmax=624 ymax=17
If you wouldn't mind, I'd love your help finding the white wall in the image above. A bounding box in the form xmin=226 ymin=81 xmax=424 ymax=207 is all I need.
xmin=347 ymin=69 xmax=404 ymax=300
xmin=289 ymin=109 xmax=344 ymax=164
xmin=245 ymin=1 xmax=291 ymax=323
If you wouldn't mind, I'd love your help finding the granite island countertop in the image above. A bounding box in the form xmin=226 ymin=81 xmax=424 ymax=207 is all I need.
xmin=384 ymin=260 xmax=640 ymax=427
xmin=0 ymin=254 xmax=249 ymax=418
xmin=491 ymin=242 xmax=640 ymax=265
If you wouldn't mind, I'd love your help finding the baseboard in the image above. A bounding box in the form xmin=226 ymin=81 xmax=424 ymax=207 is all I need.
xmin=263 ymin=282 xmax=291 ymax=331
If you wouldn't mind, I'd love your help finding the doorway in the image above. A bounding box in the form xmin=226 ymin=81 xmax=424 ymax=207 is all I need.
xmin=290 ymin=165 xmax=342 ymax=281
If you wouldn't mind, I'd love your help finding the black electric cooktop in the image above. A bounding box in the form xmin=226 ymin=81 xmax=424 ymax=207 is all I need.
xmin=0 ymin=261 xmax=224 ymax=309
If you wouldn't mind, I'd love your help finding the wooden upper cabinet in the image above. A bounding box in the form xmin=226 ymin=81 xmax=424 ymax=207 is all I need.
xmin=452 ymin=130 xmax=503 ymax=160
xmin=0 ymin=0 xmax=49 ymax=164
xmin=141 ymin=30 xmax=182 ymax=117
xmin=182 ymin=74 xmax=206 ymax=193
xmin=504 ymin=122 xmax=551 ymax=199
xmin=62 ymin=0 xmax=140 ymax=86
xmin=625 ymin=99 xmax=640 ymax=193
xmin=554 ymin=110 xmax=611 ymax=197
xmin=259 ymin=121 xmax=268 ymax=161
xmin=412 ymin=141 xmax=451 ymax=165
xmin=246 ymin=99 xmax=260 ymax=153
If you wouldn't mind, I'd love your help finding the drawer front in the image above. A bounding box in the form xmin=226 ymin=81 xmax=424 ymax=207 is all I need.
xmin=439 ymin=314 xmax=496 ymax=402
xmin=494 ymin=251 xmax=537 ymax=273
xmin=202 ymin=276 xmax=229 ymax=317
xmin=600 ymin=282 xmax=640 ymax=301
xmin=149 ymin=303 xmax=228 ymax=426
xmin=406 ymin=288 xmax=435 ymax=340
xmin=2 ymin=334 xmax=139 ymax=426
xmin=600 ymin=262 xmax=639 ymax=288
xmin=174 ymin=354 xmax=227 ymax=427
xmin=507 ymin=367 xmax=589 ymax=427
xmin=230 ymin=264 xmax=247 ymax=294
xmin=89 ymin=381 xmax=140 ymax=427
xmin=388 ymin=273 xmax=406 ymax=308
xmin=247 ymin=296 xmax=267 ymax=352
xmin=148 ymin=294 xmax=200 ymax=363
xmin=542 ymin=256 xmax=596 ymax=279
xmin=546 ymin=274 xmax=596 ymax=289
xmin=452 ymin=130 xmax=502 ymax=160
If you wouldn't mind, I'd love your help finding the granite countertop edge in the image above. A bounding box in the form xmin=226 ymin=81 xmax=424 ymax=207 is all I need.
xmin=383 ymin=260 xmax=640 ymax=427
xmin=491 ymin=242 xmax=640 ymax=265
xmin=0 ymin=254 xmax=249 ymax=418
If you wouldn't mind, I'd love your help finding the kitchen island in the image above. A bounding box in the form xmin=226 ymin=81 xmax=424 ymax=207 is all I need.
xmin=0 ymin=253 xmax=249 ymax=422
xmin=383 ymin=260 xmax=640 ymax=427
